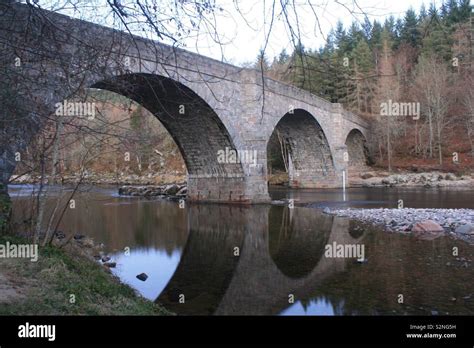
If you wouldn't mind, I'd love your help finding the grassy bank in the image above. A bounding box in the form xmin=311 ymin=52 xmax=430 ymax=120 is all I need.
xmin=0 ymin=235 xmax=171 ymax=315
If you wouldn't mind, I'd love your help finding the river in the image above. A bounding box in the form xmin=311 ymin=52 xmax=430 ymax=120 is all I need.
xmin=8 ymin=184 xmax=474 ymax=315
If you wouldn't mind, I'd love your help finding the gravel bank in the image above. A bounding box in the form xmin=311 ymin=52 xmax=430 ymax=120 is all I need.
xmin=352 ymin=171 xmax=474 ymax=188
xmin=326 ymin=208 xmax=474 ymax=242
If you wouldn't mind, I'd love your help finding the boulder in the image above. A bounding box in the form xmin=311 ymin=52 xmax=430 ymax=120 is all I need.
xmin=411 ymin=220 xmax=445 ymax=233
xmin=360 ymin=172 xmax=374 ymax=179
xmin=445 ymin=173 xmax=456 ymax=181
xmin=163 ymin=184 xmax=180 ymax=195
xmin=54 ymin=231 xmax=66 ymax=240
xmin=455 ymin=224 xmax=474 ymax=235
xmin=118 ymin=186 xmax=130 ymax=195
xmin=104 ymin=262 xmax=116 ymax=268
xmin=176 ymin=186 xmax=188 ymax=196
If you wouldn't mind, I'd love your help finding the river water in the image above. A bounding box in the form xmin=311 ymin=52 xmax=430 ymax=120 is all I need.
xmin=9 ymin=184 xmax=474 ymax=315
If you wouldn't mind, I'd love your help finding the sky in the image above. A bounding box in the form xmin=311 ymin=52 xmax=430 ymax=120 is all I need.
xmin=34 ymin=0 xmax=444 ymax=66
xmin=179 ymin=0 xmax=443 ymax=65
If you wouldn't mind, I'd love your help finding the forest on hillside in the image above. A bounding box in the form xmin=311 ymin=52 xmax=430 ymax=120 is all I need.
xmin=260 ymin=0 xmax=473 ymax=172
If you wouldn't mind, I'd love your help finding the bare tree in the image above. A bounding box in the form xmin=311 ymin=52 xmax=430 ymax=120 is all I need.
xmin=413 ymin=55 xmax=451 ymax=165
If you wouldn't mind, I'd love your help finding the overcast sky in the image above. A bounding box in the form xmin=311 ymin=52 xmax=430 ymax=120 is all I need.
xmin=181 ymin=0 xmax=443 ymax=65
xmin=37 ymin=0 xmax=443 ymax=66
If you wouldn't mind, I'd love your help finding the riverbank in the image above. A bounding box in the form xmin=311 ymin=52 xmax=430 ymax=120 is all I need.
xmin=351 ymin=171 xmax=474 ymax=188
xmin=0 ymin=234 xmax=171 ymax=315
xmin=326 ymin=208 xmax=474 ymax=243
xmin=10 ymin=172 xmax=186 ymax=186
xmin=10 ymin=170 xmax=474 ymax=190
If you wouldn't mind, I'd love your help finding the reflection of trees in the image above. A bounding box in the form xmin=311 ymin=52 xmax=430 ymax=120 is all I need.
xmin=269 ymin=206 xmax=333 ymax=278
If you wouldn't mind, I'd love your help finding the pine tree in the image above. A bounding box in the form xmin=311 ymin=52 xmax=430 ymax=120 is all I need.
xmin=278 ymin=49 xmax=290 ymax=64
xmin=419 ymin=3 xmax=428 ymax=21
xmin=458 ymin=0 xmax=471 ymax=21
xmin=255 ymin=49 xmax=270 ymax=71
xmin=400 ymin=8 xmax=421 ymax=48
xmin=347 ymin=39 xmax=375 ymax=113
xmin=422 ymin=16 xmax=453 ymax=62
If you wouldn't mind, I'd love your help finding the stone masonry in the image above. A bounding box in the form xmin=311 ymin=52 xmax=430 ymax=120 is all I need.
xmin=0 ymin=3 xmax=370 ymax=204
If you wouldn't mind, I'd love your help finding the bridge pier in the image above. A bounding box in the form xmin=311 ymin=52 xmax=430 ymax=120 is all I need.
xmin=187 ymin=175 xmax=271 ymax=204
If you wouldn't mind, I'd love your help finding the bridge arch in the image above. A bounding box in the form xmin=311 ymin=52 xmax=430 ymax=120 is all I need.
xmin=90 ymin=73 xmax=246 ymax=201
xmin=266 ymin=109 xmax=336 ymax=188
xmin=345 ymin=128 xmax=370 ymax=173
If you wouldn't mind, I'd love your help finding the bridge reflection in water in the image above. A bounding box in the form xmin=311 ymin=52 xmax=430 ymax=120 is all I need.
xmin=155 ymin=204 xmax=364 ymax=315
xmin=10 ymin=185 xmax=474 ymax=315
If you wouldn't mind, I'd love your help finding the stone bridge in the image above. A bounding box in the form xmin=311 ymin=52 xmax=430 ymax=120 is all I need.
xmin=0 ymin=3 xmax=371 ymax=204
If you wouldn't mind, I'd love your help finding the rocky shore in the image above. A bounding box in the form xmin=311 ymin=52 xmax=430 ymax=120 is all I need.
xmin=352 ymin=171 xmax=474 ymax=188
xmin=118 ymin=184 xmax=187 ymax=198
xmin=326 ymin=207 xmax=474 ymax=243
xmin=11 ymin=172 xmax=186 ymax=186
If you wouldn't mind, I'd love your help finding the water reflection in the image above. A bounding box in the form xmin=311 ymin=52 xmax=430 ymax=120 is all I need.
xmin=9 ymin=184 xmax=474 ymax=315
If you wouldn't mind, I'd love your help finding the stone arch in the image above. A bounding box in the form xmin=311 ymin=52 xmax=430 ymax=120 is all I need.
xmin=266 ymin=109 xmax=336 ymax=188
xmin=90 ymin=73 xmax=246 ymax=201
xmin=345 ymin=129 xmax=370 ymax=172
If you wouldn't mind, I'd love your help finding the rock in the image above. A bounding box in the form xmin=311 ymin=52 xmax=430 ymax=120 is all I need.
xmin=80 ymin=237 xmax=95 ymax=248
xmin=118 ymin=186 xmax=130 ymax=195
xmin=163 ymin=184 xmax=180 ymax=195
xmin=136 ymin=273 xmax=148 ymax=281
xmin=445 ymin=173 xmax=457 ymax=181
xmin=73 ymin=234 xmax=85 ymax=240
xmin=176 ymin=186 xmax=187 ymax=196
xmin=411 ymin=220 xmax=444 ymax=233
xmin=101 ymin=256 xmax=111 ymax=262
xmin=360 ymin=172 xmax=374 ymax=179
xmin=431 ymin=310 xmax=438 ymax=316
xmin=455 ymin=224 xmax=474 ymax=235
xmin=54 ymin=231 xmax=66 ymax=239
xmin=323 ymin=207 xmax=331 ymax=214
xmin=93 ymin=255 xmax=101 ymax=260
xmin=103 ymin=262 xmax=116 ymax=268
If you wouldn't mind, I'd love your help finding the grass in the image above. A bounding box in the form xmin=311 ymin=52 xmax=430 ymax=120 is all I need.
xmin=0 ymin=234 xmax=172 ymax=315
